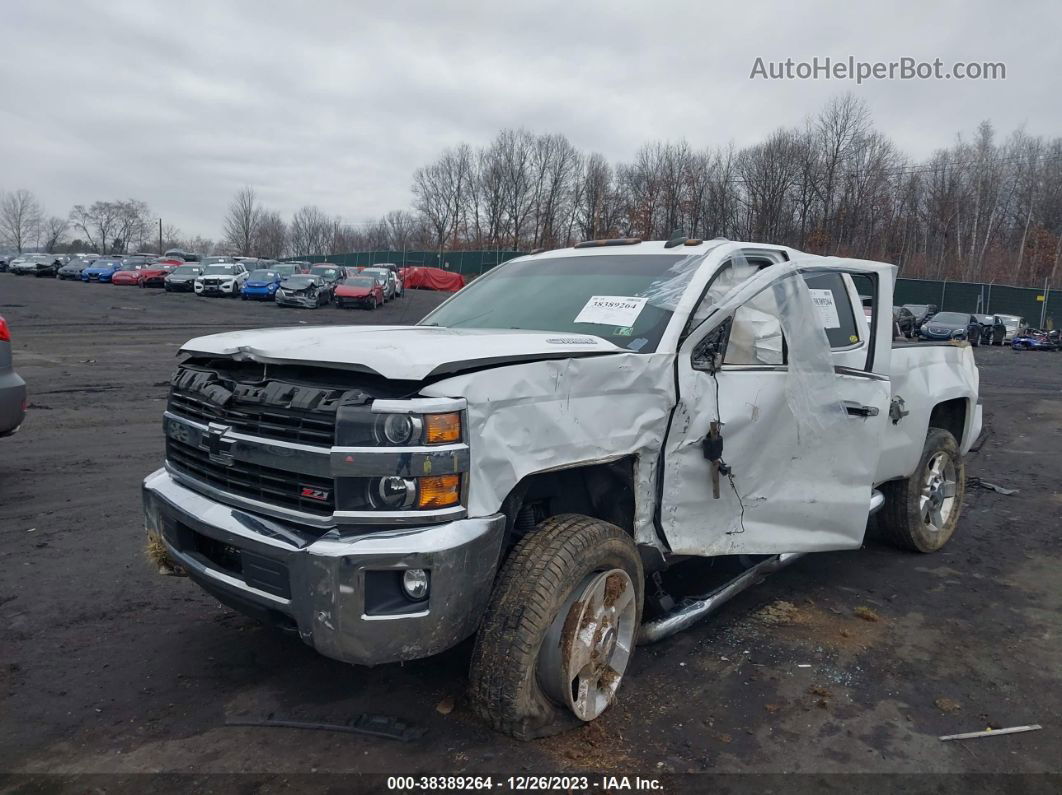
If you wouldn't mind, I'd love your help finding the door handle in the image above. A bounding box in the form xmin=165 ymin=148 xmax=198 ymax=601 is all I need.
xmin=844 ymin=401 xmax=880 ymax=418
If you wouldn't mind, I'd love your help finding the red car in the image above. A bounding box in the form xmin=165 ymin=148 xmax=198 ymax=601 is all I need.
xmin=334 ymin=274 xmax=385 ymax=309
xmin=111 ymin=258 xmax=182 ymax=287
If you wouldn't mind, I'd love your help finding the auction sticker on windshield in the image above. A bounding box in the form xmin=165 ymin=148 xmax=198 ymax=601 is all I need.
xmin=574 ymin=296 xmax=648 ymax=327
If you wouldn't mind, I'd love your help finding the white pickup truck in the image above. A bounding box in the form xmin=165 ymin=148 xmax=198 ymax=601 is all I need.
xmin=142 ymin=237 xmax=981 ymax=739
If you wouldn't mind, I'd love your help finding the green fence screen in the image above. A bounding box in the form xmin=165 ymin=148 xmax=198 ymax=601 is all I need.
xmin=893 ymin=278 xmax=1059 ymax=330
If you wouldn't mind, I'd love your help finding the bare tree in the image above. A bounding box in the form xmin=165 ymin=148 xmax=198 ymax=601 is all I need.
xmin=0 ymin=189 xmax=43 ymax=252
xmin=41 ymin=216 xmax=70 ymax=252
xmin=289 ymin=205 xmax=330 ymax=256
xmin=255 ymin=211 xmax=288 ymax=258
xmin=113 ymin=199 xmax=152 ymax=252
xmin=70 ymin=201 xmax=121 ymax=253
xmin=222 ymin=187 xmax=262 ymax=256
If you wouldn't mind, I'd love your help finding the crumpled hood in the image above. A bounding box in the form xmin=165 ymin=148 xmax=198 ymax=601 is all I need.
xmin=179 ymin=326 xmax=624 ymax=380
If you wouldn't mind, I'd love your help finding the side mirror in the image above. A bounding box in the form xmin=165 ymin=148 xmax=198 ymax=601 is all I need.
xmin=691 ymin=318 xmax=732 ymax=373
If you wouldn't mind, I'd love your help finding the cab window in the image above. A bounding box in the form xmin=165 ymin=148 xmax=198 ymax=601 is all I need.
xmin=802 ymin=272 xmax=861 ymax=349
xmin=723 ymin=286 xmax=785 ymax=366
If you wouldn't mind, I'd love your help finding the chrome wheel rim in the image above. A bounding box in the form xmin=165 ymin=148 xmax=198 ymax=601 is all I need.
xmin=539 ymin=568 xmax=637 ymax=722
xmin=920 ymin=451 xmax=958 ymax=533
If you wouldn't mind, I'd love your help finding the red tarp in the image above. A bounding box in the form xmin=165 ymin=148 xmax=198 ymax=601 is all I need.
xmin=399 ymin=266 xmax=466 ymax=292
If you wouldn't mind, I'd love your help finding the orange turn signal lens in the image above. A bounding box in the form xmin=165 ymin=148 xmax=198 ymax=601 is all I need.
xmin=416 ymin=475 xmax=461 ymax=509
xmin=424 ymin=412 xmax=462 ymax=444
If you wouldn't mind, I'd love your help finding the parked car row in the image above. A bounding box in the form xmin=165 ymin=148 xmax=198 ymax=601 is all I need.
xmin=3 ymin=251 xmax=408 ymax=311
xmin=898 ymin=305 xmax=1049 ymax=348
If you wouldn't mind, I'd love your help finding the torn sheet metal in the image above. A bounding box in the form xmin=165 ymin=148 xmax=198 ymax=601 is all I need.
xmin=422 ymin=352 xmax=675 ymax=548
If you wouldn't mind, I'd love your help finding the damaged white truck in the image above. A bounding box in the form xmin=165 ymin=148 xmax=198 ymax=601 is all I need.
xmin=142 ymin=238 xmax=981 ymax=739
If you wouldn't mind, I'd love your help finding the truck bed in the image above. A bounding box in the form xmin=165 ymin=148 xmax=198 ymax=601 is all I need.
xmin=874 ymin=342 xmax=981 ymax=485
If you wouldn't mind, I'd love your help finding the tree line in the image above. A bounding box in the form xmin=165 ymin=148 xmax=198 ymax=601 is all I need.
xmin=4 ymin=93 xmax=1061 ymax=287
xmin=405 ymin=95 xmax=1062 ymax=286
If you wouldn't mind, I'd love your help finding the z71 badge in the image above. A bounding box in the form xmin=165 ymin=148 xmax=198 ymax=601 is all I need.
xmin=299 ymin=486 xmax=331 ymax=502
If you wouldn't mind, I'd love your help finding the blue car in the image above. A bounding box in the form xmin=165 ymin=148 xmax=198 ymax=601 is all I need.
xmin=1011 ymin=330 xmax=1057 ymax=351
xmin=240 ymin=269 xmax=283 ymax=300
xmin=81 ymin=258 xmax=124 ymax=283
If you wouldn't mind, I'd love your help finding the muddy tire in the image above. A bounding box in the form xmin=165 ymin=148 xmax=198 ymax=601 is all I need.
xmin=468 ymin=514 xmax=643 ymax=740
xmin=880 ymin=428 xmax=965 ymax=553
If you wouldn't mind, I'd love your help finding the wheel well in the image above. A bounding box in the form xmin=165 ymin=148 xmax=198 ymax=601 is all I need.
xmin=929 ymin=398 xmax=967 ymax=444
xmin=500 ymin=458 xmax=636 ymax=549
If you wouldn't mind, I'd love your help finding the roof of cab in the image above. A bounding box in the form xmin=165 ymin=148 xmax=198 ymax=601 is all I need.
xmin=514 ymin=238 xmax=800 ymax=261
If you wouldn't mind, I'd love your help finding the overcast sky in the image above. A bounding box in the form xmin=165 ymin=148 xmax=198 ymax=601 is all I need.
xmin=1 ymin=0 xmax=1058 ymax=240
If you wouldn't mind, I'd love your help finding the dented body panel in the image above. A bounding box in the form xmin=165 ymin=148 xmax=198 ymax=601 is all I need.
xmin=143 ymin=239 xmax=981 ymax=666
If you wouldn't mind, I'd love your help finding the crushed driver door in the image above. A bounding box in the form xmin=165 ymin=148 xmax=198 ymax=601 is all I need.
xmin=659 ymin=259 xmax=893 ymax=556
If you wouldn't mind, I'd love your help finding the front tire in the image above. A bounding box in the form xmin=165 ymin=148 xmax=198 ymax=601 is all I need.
xmin=468 ymin=514 xmax=643 ymax=740
xmin=879 ymin=428 xmax=965 ymax=553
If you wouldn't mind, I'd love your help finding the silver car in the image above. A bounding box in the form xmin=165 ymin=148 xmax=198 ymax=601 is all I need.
xmin=995 ymin=314 xmax=1025 ymax=342
xmin=0 ymin=315 xmax=27 ymax=438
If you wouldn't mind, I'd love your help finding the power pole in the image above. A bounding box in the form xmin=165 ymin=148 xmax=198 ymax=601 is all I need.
xmin=158 ymin=218 xmax=163 ymax=253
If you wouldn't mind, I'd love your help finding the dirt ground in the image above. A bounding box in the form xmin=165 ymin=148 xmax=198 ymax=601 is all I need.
xmin=0 ymin=274 xmax=1059 ymax=787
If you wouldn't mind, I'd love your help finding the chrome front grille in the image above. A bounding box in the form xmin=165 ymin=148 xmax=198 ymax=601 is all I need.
xmin=166 ymin=437 xmax=334 ymax=516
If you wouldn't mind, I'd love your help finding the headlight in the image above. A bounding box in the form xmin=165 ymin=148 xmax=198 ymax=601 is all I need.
xmin=379 ymin=414 xmax=421 ymax=445
xmin=371 ymin=412 xmax=461 ymax=446
xmin=369 ymin=476 xmax=417 ymax=509
xmin=366 ymin=474 xmax=462 ymax=510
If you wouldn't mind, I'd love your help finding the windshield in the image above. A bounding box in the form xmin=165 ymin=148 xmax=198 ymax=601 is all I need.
xmin=202 ymin=257 xmax=232 ymax=266
xmin=172 ymin=265 xmax=200 ymax=275
xmin=119 ymin=263 xmax=141 ymax=271
xmin=282 ymin=275 xmax=318 ymax=286
xmin=931 ymin=312 xmax=969 ymax=324
xmin=249 ymin=270 xmax=277 ymax=280
xmin=95 ymin=260 xmax=121 ymax=267
xmin=310 ymin=266 xmax=339 ymax=278
xmin=203 ymin=264 xmax=236 ymax=275
xmin=420 ymin=254 xmax=700 ymax=353
xmin=905 ymin=305 xmax=928 ymax=314
xmin=274 ymin=264 xmax=298 ymax=276
xmin=343 ymin=277 xmax=374 ymax=287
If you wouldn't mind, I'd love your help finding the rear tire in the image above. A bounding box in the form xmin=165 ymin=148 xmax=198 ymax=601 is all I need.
xmin=879 ymin=428 xmax=965 ymax=553
xmin=468 ymin=514 xmax=643 ymax=740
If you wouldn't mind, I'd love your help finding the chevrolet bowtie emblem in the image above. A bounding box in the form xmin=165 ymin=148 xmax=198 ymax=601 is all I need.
xmin=206 ymin=422 xmax=236 ymax=466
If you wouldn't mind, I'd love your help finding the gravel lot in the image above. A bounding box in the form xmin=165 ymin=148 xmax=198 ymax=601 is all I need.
xmin=1 ymin=274 xmax=1060 ymax=785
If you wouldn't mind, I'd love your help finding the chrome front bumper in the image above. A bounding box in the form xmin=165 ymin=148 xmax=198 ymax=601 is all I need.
xmin=143 ymin=468 xmax=505 ymax=665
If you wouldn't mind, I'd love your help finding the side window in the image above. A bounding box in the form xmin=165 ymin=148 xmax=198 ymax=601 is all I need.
xmin=723 ymin=286 xmax=785 ymax=366
xmin=803 ymin=272 xmax=860 ymax=348
xmin=688 ymin=258 xmax=763 ymax=333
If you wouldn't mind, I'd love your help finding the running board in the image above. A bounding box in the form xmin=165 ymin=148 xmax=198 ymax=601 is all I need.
xmin=637 ymin=553 xmax=805 ymax=645
xmin=869 ymin=489 xmax=885 ymax=515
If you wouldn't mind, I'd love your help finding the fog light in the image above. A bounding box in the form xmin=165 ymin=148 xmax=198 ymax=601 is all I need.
xmin=402 ymin=568 xmax=429 ymax=600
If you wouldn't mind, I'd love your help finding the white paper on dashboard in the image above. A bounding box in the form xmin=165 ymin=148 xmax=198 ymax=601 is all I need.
xmin=574 ymin=296 xmax=648 ymax=327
